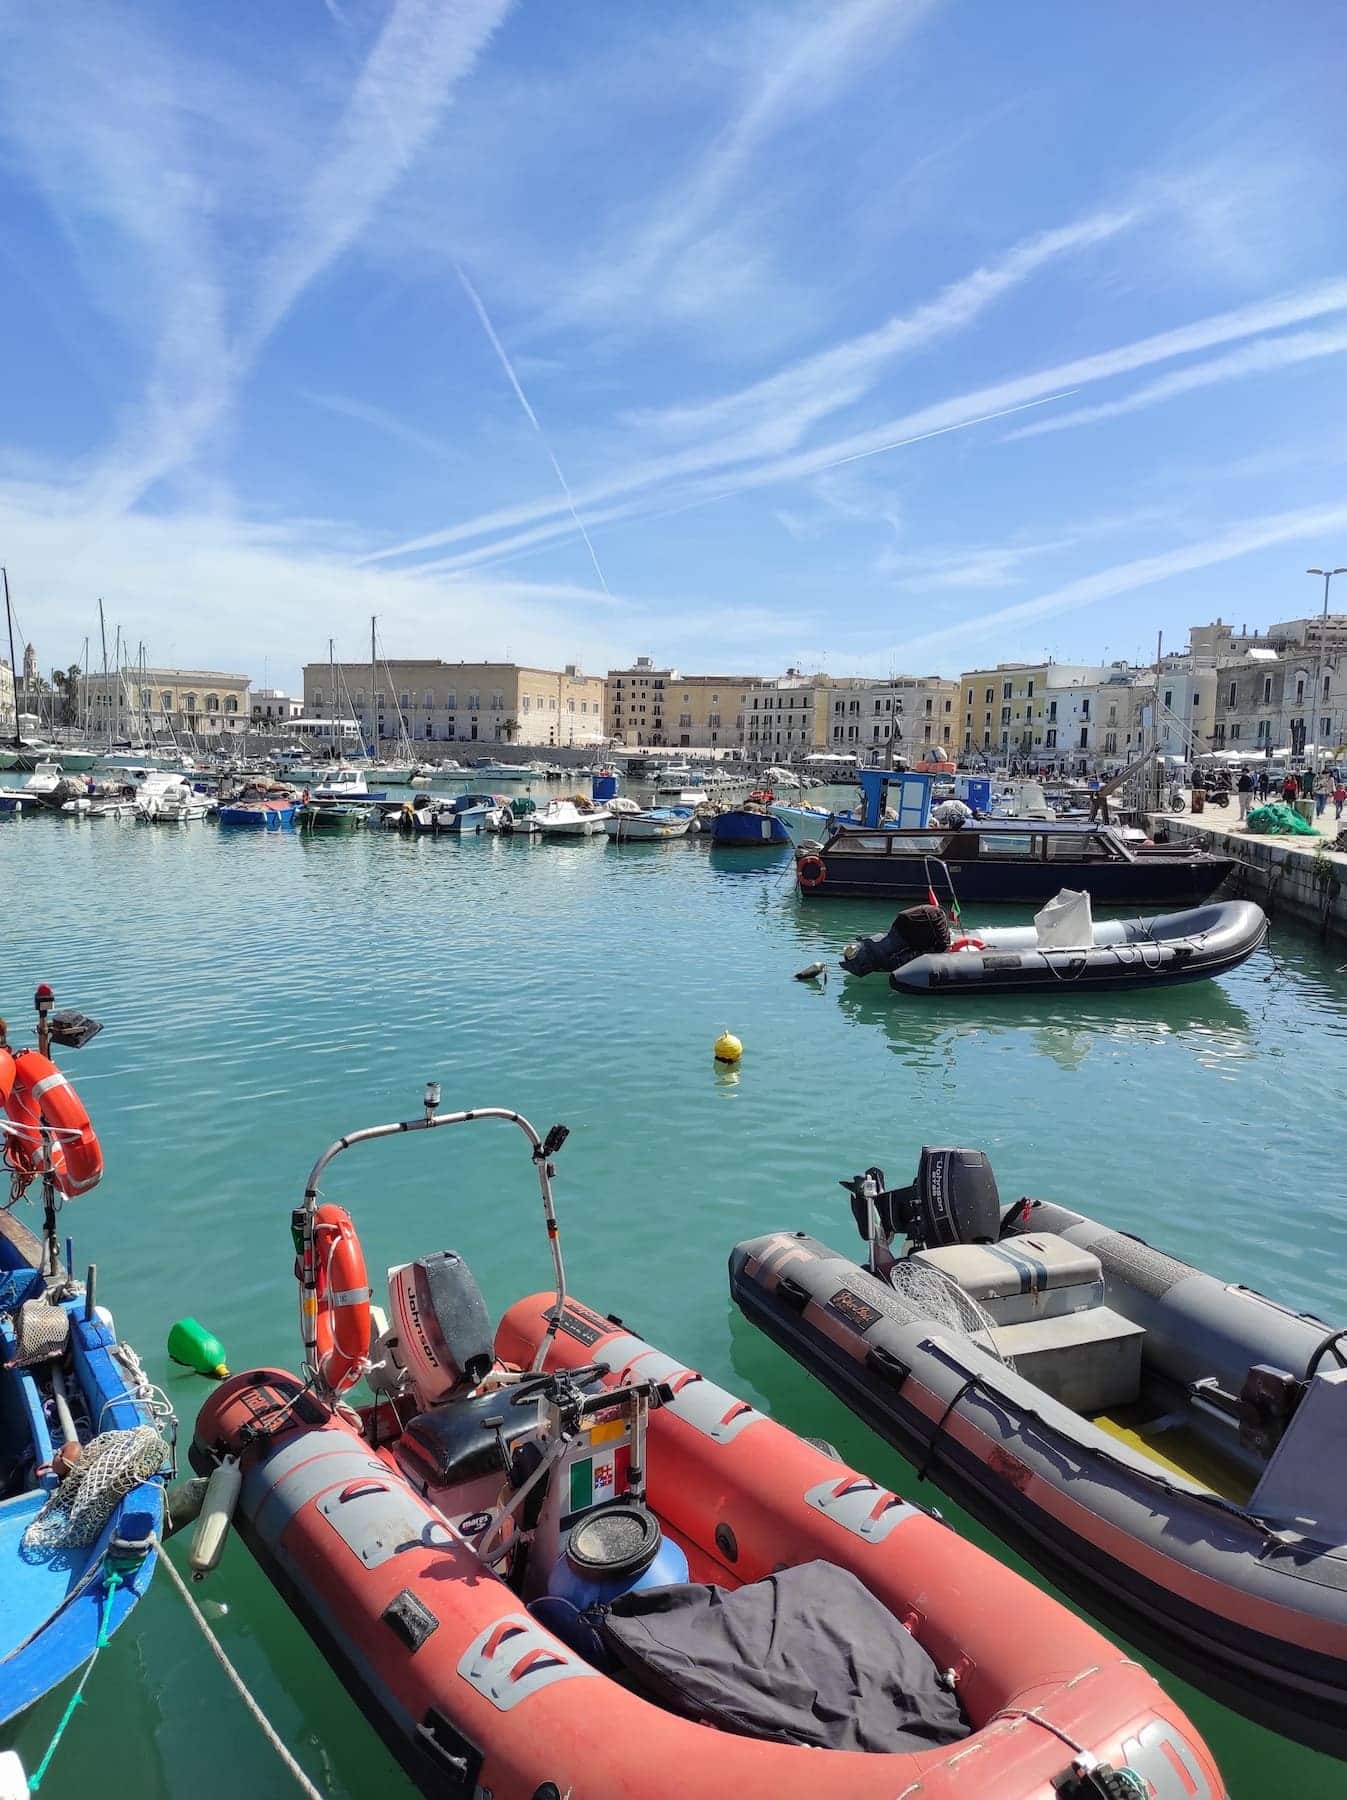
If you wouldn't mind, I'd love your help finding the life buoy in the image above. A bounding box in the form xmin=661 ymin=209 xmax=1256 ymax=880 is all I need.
xmin=797 ymin=854 xmax=827 ymax=890
xmin=313 ymin=1203 xmax=372 ymax=1394
xmin=949 ymin=935 xmax=986 ymax=953
xmin=2 ymin=1050 xmax=103 ymax=1196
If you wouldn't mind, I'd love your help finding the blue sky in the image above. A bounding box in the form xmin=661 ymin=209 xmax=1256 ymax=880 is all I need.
xmin=1 ymin=0 xmax=1346 ymax=691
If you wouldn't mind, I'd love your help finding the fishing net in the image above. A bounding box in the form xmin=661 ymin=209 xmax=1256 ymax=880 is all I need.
xmin=1247 ymin=801 xmax=1317 ymax=836
xmin=13 ymin=1299 xmax=70 ymax=1366
xmin=21 ymin=1424 xmax=167 ymax=1554
xmin=885 ymin=1260 xmax=1012 ymax=1367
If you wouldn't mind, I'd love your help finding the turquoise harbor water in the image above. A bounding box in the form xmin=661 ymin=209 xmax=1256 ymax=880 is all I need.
xmin=2 ymin=803 xmax=1345 ymax=1798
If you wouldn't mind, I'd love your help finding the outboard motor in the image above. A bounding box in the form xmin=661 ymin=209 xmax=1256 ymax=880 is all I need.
xmin=841 ymin=905 xmax=951 ymax=978
xmin=843 ymin=1147 xmax=1001 ymax=1252
xmin=379 ymin=1250 xmax=493 ymax=1408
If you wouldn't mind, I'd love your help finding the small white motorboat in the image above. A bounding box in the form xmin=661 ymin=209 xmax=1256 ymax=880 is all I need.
xmin=536 ymin=797 xmax=610 ymax=837
xmin=604 ymin=800 xmax=693 ymax=841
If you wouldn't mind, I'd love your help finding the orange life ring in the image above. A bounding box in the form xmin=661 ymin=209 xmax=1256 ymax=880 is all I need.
xmin=949 ymin=935 xmax=986 ymax=953
xmin=313 ymin=1203 xmax=372 ymax=1394
xmin=3 ymin=1050 xmax=103 ymax=1196
xmin=796 ymin=854 xmax=827 ymax=890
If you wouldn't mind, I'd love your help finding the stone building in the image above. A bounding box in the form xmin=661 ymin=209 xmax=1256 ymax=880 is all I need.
xmin=83 ymin=668 xmax=252 ymax=739
xmin=605 ymin=659 xmax=757 ymax=751
xmin=302 ymin=659 xmax=607 ymax=748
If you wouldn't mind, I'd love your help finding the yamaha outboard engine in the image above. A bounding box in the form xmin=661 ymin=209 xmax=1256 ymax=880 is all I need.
xmin=843 ymin=1148 xmax=1001 ymax=1252
xmin=841 ymin=906 xmax=951 ymax=979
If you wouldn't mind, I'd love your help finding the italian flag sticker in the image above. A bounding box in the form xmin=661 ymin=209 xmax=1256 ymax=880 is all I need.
xmin=570 ymin=1440 xmax=629 ymax=1512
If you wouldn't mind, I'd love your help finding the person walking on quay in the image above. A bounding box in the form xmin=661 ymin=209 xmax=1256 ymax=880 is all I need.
xmin=1257 ymin=768 xmax=1271 ymax=801
xmin=1282 ymin=770 xmax=1301 ymax=806
xmin=1314 ymin=770 xmax=1332 ymax=816
xmin=1236 ymin=765 xmax=1254 ymax=820
xmin=1334 ymin=776 xmax=1347 ymax=820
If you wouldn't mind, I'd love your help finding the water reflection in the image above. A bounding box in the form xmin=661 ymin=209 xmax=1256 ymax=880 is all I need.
xmin=831 ymin=969 xmax=1257 ymax=1071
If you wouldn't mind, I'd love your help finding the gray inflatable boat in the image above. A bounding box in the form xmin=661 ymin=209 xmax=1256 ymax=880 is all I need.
xmin=730 ymin=1148 xmax=1347 ymax=1756
xmin=842 ymin=898 xmax=1267 ymax=995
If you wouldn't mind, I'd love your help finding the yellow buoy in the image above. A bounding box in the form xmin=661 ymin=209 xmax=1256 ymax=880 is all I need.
xmin=713 ymin=1030 xmax=743 ymax=1064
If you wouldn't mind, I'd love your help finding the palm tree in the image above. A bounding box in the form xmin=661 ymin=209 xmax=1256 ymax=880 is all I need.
xmin=50 ymin=664 xmax=83 ymax=726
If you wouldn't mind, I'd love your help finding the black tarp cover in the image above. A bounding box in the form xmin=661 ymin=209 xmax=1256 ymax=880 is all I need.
xmin=598 ymin=1559 xmax=970 ymax=1753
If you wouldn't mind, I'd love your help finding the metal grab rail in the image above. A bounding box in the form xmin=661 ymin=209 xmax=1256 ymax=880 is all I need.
xmin=300 ymin=1090 xmax=570 ymax=1381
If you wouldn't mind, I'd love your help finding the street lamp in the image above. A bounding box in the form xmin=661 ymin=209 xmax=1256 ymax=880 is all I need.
xmin=1306 ymin=567 xmax=1347 ymax=772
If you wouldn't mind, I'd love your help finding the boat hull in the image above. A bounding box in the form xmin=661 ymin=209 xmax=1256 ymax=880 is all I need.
xmin=711 ymin=809 xmax=792 ymax=846
xmin=1 ymin=1237 xmax=163 ymax=1724
xmin=879 ymin=901 xmax=1269 ymax=995
xmin=192 ymin=1294 xmax=1221 ymax=1799
xmin=730 ymin=1225 xmax=1347 ymax=1757
xmin=217 ymin=802 xmax=297 ymax=829
xmin=806 ymin=847 xmax=1234 ymax=905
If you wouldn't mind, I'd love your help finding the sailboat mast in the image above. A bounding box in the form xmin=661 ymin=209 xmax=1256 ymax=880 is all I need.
xmin=98 ymin=599 xmax=111 ymax=751
xmin=3 ymin=567 xmax=19 ymax=750
xmin=370 ymin=615 xmax=377 ymax=764
xmin=329 ymin=636 xmax=336 ymax=765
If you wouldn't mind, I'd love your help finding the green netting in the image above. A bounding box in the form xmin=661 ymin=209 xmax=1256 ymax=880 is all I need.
xmin=1246 ymin=801 xmax=1317 ymax=836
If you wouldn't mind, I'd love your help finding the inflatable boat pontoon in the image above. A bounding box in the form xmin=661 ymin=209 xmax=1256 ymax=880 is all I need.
xmin=730 ymin=1148 xmax=1347 ymax=1757
xmin=842 ymin=895 xmax=1267 ymax=995
xmin=192 ymin=1096 xmax=1223 ymax=1800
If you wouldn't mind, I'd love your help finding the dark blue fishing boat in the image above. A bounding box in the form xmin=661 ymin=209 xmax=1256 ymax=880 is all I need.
xmin=710 ymin=791 xmax=792 ymax=847
xmin=798 ymin=820 xmax=1233 ymax=906
xmin=0 ymin=988 xmax=171 ymax=1728
xmin=216 ymin=782 xmax=298 ymax=830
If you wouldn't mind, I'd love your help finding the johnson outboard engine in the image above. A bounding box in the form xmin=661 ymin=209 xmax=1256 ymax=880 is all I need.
xmin=377 ymin=1250 xmax=494 ymax=1408
xmin=841 ymin=905 xmax=951 ymax=979
xmin=843 ymin=1147 xmax=1001 ymax=1251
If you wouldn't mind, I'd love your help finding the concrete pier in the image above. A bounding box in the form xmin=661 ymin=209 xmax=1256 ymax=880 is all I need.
xmin=1146 ymin=799 xmax=1347 ymax=942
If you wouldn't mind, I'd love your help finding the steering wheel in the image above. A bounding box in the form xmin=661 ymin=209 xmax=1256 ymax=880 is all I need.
xmin=507 ymin=1362 xmax=605 ymax=1406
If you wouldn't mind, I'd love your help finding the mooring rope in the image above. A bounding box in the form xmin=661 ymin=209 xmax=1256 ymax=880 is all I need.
xmin=157 ymin=1549 xmax=325 ymax=1800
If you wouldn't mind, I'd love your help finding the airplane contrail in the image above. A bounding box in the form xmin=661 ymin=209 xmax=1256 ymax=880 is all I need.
xmin=455 ymin=263 xmax=612 ymax=596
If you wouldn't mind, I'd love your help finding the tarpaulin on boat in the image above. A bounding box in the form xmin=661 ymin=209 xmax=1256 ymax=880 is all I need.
xmin=598 ymin=1560 xmax=969 ymax=1752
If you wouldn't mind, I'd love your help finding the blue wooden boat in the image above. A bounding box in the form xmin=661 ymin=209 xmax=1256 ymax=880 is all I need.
xmin=710 ymin=802 xmax=791 ymax=847
xmin=216 ymin=784 xmax=299 ymax=830
xmin=0 ymin=991 xmax=171 ymax=1727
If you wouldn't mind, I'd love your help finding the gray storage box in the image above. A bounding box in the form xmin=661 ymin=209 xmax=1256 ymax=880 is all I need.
xmin=988 ymin=1308 xmax=1145 ymax=1413
xmin=912 ymin=1233 xmax=1105 ymax=1327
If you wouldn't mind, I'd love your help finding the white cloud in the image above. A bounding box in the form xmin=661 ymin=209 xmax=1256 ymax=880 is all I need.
xmin=881 ymin=502 xmax=1347 ymax=666
xmin=549 ymin=0 xmax=940 ymax=327
xmin=1007 ymin=323 xmax=1347 ymax=441
xmin=366 ymin=275 xmax=1347 ymax=572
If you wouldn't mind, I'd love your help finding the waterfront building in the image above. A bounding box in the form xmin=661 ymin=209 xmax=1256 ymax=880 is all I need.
xmin=0 ymin=658 xmax=13 ymax=735
xmin=302 ymin=659 xmax=607 ymax=748
xmin=820 ymin=675 xmax=959 ymax=759
xmin=958 ymin=662 xmax=1116 ymax=761
xmin=83 ymin=667 xmax=252 ymax=740
xmin=605 ymin=658 xmax=757 ymax=751
xmin=251 ymin=688 xmax=303 ymax=723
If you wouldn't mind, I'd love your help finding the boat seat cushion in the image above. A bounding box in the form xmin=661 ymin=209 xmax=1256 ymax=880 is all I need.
xmin=597 ymin=1559 xmax=969 ymax=1752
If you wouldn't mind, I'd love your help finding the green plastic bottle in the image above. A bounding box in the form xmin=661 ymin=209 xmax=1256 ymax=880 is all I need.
xmin=167 ymin=1317 xmax=229 ymax=1379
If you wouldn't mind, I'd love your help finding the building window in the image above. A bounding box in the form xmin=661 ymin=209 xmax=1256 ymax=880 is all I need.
xmin=1163 ymin=689 xmax=1172 ymax=709
xmin=1228 ymin=681 xmax=1237 ymax=708
xmin=1081 ymin=698 xmax=1089 ymax=718
xmin=400 ymin=691 xmax=411 ymax=710
xmin=468 ymin=693 xmax=480 ymax=710
xmin=1026 ymin=679 xmax=1034 ymax=698
xmin=1230 ymin=723 xmax=1240 ymax=739
xmin=1263 ymin=676 xmax=1273 ymax=704
xmin=1002 ymin=682 xmax=1012 ymax=701
xmin=1323 ymin=715 xmax=1333 ymax=738
xmin=184 ymin=693 xmax=198 ymax=713
xmin=140 ymin=687 xmax=151 ymax=708
xmin=984 ymin=687 xmax=994 ymax=705
xmin=423 ymin=691 xmax=433 ymax=708
xmin=313 ymin=690 xmax=323 ymax=709
xmin=160 ymin=693 xmax=171 ymax=710
xmin=943 ymin=698 xmax=951 ymax=713
xmin=225 ymin=697 xmax=238 ymax=714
